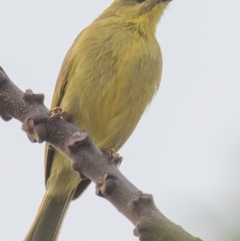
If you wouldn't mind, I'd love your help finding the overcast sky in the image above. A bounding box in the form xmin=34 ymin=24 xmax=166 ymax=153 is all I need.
xmin=0 ymin=1 xmax=240 ymax=241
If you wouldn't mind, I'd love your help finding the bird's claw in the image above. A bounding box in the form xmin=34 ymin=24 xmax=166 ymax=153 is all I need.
xmin=107 ymin=148 xmax=123 ymax=166
xmin=48 ymin=107 xmax=69 ymax=122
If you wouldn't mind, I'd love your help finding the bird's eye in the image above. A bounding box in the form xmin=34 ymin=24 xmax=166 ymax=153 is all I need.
xmin=135 ymin=0 xmax=146 ymax=3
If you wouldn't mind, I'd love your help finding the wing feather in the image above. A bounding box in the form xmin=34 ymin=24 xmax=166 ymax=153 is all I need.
xmin=44 ymin=30 xmax=85 ymax=184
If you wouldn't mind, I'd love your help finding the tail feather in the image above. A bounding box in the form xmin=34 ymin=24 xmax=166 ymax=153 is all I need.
xmin=24 ymin=191 xmax=74 ymax=241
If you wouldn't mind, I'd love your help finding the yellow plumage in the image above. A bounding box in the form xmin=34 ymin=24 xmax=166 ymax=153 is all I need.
xmin=24 ymin=0 xmax=170 ymax=240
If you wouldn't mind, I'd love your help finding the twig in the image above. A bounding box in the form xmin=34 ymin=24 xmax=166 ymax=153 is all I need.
xmin=0 ymin=67 xmax=202 ymax=241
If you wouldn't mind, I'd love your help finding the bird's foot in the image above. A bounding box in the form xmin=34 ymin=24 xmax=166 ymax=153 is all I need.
xmin=48 ymin=107 xmax=69 ymax=122
xmin=107 ymin=148 xmax=123 ymax=166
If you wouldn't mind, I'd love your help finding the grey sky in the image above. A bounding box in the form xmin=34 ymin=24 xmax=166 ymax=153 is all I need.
xmin=0 ymin=1 xmax=240 ymax=240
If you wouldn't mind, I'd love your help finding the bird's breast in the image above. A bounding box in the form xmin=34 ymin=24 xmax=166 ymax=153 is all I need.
xmin=61 ymin=26 xmax=162 ymax=151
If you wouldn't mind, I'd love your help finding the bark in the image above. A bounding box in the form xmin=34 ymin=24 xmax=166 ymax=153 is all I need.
xmin=0 ymin=67 xmax=203 ymax=241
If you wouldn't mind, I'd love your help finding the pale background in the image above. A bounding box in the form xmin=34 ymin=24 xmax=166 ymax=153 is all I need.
xmin=0 ymin=1 xmax=240 ymax=240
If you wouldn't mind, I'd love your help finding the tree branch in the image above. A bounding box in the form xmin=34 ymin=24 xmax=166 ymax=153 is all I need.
xmin=0 ymin=67 xmax=203 ymax=241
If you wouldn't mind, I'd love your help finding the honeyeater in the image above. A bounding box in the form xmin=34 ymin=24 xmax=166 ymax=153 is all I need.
xmin=24 ymin=0 xmax=171 ymax=240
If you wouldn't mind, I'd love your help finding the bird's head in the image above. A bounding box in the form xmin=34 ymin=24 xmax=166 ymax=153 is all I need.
xmin=98 ymin=0 xmax=172 ymax=34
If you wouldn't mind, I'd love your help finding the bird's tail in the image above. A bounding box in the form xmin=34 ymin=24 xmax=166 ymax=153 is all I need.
xmin=23 ymin=190 xmax=74 ymax=241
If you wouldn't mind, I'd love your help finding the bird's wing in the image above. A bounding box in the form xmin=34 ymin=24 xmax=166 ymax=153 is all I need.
xmin=44 ymin=30 xmax=84 ymax=184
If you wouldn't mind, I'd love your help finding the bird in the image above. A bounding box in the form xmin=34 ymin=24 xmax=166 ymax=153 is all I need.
xmin=24 ymin=0 xmax=171 ymax=240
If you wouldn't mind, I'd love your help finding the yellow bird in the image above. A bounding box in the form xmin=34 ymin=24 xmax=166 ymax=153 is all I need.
xmin=24 ymin=0 xmax=171 ymax=240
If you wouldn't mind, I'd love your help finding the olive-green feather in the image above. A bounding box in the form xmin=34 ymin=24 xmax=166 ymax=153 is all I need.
xmin=24 ymin=1 xmax=169 ymax=240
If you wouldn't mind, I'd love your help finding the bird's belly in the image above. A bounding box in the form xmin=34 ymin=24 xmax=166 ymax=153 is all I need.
xmin=62 ymin=72 xmax=160 ymax=152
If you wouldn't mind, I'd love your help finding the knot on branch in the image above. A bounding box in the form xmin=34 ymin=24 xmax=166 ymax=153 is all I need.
xmin=129 ymin=192 xmax=155 ymax=210
xmin=68 ymin=131 xmax=92 ymax=180
xmin=133 ymin=228 xmax=139 ymax=237
xmin=0 ymin=69 xmax=6 ymax=84
xmin=22 ymin=115 xmax=49 ymax=143
xmin=95 ymin=173 xmax=116 ymax=197
xmin=66 ymin=131 xmax=91 ymax=153
xmin=22 ymin=118 xmax=40 ymax=142
xmin=22 ymin=118 xmax=38 ymax=142
xmin=23 ymin=89 xmax=44 ymax=104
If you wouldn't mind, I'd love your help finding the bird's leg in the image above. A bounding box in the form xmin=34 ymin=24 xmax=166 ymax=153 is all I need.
xmin=48 ymin=107 xmax=69 ymax=122
xmin=107 ymin=148 xmax=123 ymax=166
